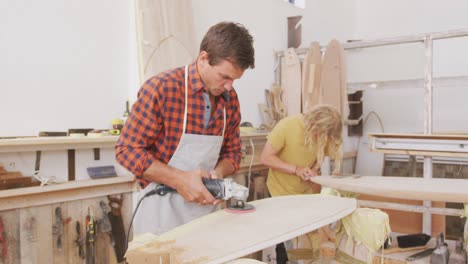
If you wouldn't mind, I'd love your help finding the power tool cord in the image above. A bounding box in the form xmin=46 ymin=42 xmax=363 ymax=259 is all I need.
xmin=124 ymin=187 xmax=158 ymax=254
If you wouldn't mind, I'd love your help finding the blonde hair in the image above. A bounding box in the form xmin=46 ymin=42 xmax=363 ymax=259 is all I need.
xmin=303 ymin=105 xmax=343 ymax=174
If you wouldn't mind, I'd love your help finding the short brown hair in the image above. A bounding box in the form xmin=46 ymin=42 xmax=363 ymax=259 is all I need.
xmin=200 ymin=22 xmax=255 ymax=70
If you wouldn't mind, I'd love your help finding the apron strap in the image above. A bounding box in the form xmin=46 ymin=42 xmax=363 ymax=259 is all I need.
xmin=183 ymin=65 xmax=189 ymax=134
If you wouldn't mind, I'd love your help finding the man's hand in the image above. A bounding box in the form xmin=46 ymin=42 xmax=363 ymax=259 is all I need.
xmin=175 ymin=170 xmax=221 ymax=205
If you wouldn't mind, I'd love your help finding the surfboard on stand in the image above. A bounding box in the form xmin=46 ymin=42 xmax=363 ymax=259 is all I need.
xmin=125 ymin=195 xmax=356 ymax=264
xmin=310 ymin=175 xmax=468 ymax=203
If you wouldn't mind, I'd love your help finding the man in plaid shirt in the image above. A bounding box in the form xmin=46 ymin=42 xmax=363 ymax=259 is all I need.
xmin=116 ymin=22 xmax=255 ymax=235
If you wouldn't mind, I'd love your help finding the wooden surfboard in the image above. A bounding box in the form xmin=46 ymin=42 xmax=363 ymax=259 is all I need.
xmin=310 ymin=175 xmax=468 ymax=203
xmin=126 ymin=195 xmax=356 ymax=264
xmin=281 ymin=48 xmax=302 ymax=116
xmin=320 ymin=39 xmax=348 ymax=116
xmin=301 ymin=42 xmax=322 ymax=113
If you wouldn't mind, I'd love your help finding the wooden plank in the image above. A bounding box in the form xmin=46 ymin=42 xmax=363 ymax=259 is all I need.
xmin=126 ymin=195 xmax=356 ymax=264
xmin=121 ymin=193 xmax=133 ymax=251
xmin=281 ymin=48 xmax=301 ymax=116
xmin=287 ymin=16 xmax=301 ymax=49
xmin=0 ymin=172 xmax=23 ymax=179
xmin=20 ymin=205 xmax=53 ymax=264
xmin=0 ymin=210 xmax=20 ymax=264
xmin=0 ymin=176 xmax=136 ymax=211
xmin=52 ymin=203 xmax=70 ymax=264
xmin=66 ymin=200 xmax=84 ymax=264
xmin=310 ymin=175 xmax=468 ymax=203
xmin=0 ymin=136 xmax=118 ymax=153
xmin=0 ymin=176 xmax=40 ymax=190
xmin=320 ymin=39 xmax=346 ymax=115
xmin=270 ymin=84 xmax=287 ymax=120
xmin=301 ymin=42 xmax=321 ymax=112
xmin=68 ymin=149 xmax=76 ymax=181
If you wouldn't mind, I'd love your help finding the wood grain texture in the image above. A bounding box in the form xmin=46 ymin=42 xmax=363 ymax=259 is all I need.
xmin=0 ymin=210 xmax=20 ymax=264
xmin=301 ymin=42 xmax=321 ymax=112
xmin=281 ymin=48 xmax=302 ymax=116
xmin=20 ymin=205 xmax=53 ymax=264
xmin=66 ymin=200 xmax=84 ymax=264
xmin=52 ymin=203 xmax=69 ymax=264
xmin=320 ymin=39 xmax=347 ymax=115
xmin=126 ymin=195 xmax=356 ymax=264
xmin=0 ymin=176 xmax=136 ymax=211
xmin=310 ymin=175 xmax=468 ymax=203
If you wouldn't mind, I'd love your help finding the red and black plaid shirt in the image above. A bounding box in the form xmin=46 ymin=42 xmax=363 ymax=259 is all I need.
xmin=116 ymin=62 xmax=242 ymax=188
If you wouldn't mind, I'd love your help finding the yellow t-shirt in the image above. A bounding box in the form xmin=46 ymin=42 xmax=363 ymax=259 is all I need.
xmin=266 ymin=114 xmax=318 ymax=196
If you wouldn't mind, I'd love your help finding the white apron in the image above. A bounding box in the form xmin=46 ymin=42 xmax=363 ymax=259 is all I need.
xmin=134 ymin=65 xmax=226 ymax=235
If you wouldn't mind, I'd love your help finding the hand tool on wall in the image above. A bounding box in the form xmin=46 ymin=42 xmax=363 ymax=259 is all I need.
xmin=108 ymin=195 xmax=126 ymax=262
xmin=154 ymin=178 xmax=255 ymax=213
xmin=0 ymin=216 xmax=7 ymax=258
xmin=98 ymin=201 xmax=114 ymax=246
xmin=86 ymin=207 xmax=97 ymax=264
xmin=52 ymin=207 xmax=71 ymax=251
xmin=74 ymin=221 xmax=85 ymax=259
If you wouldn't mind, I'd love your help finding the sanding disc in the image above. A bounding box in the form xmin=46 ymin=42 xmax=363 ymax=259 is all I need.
xmin=225 ymin=204 xmax=256 ymax=214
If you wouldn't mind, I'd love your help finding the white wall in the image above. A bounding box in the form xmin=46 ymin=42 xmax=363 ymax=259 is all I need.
xmin=1 ymin=0 xmax=358 ymax=178
xmin=351 ymin=0 xmax=468 ymax=176
xmin=0 ymin=0 xmax=138 ymax=179
xmin=191 ymin=0 xmax=356 ymax=126
xmin=7 ymin=1 xmax=467 ymax=178
xmin=0 ymin=0 xmax=138 ymax=137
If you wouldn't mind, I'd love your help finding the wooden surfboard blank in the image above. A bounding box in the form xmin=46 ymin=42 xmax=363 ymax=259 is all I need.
xmin=310 ymin=175 xmax=468 ymax=203
xmin=320 ymin=40 xmax=348 ymax=115
xmin=281 ymin=48 xmax=302 ymax=116
xmin=126 ymin=195 xmax=356 ymax=264
xmin=301 ymin=42 xmax=322 ymax=113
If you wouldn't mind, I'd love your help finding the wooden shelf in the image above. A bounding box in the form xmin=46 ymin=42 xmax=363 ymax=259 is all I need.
xmin=0 ymin=133 xmax=267 ymax=153
xmin=368 ymin=133 xmax=468 ymax=158
xmin=0 ymin=136 xmax=118 ymax=153
xmin=0 ymin=176 xmax=136 ymax=211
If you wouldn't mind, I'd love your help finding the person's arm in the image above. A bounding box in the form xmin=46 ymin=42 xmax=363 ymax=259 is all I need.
xmin=260 ymin=142 xmax=318 ymax=180
xmin=115 ymin=79 xmax=162 ymax=180
xmin=143 ymin=160 xmax=218 ymax=205
xmin=116 ymin=78 xmax=217 ymax=205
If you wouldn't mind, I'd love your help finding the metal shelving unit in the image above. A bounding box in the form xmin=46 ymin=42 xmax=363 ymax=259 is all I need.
xmin=275 ymin=28 xmax=468 ymax=235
